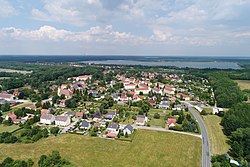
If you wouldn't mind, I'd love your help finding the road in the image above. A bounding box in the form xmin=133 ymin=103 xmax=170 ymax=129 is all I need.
xmin=188 ymin=105 xmax=211 ymax=167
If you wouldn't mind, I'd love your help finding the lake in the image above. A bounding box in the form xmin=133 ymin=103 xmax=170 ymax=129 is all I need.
xmin=82 ymin=60 xmax=241 ymax=69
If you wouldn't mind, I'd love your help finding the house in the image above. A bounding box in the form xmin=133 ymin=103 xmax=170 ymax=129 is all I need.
xmin=76 ymin=110 xmax=88 ymax=118
xmin=156 ymin=82 xmax=165 ymax=88
xmin=135 ymin=115 xmax=148 ymax=126
xmin=40 ymin=114 xmax=55 ymax=125
xmin=149 ymin=99 xmax=156 ymax=106
xmin=106 ymin=132 xmax=117 ymax=138
xmin=123 ymin=124 xmax=134 ymax=135
xmin=57 ymin=89 xmax=73 ymax=99
xmin=55 ymin=116 xmax=70 ymax=126
xmin=104 ymin=112 xmax=116 ymax=121
xmin=5 ymin=113 xmax=21 ymax=124
xmin=167 ymin=118 xmax=177 ymax=127
xmin=173 ymin=104 xmax=184 ymax=111
xmin=92 ymin=111 xmax=102 ymax=122
xmin=41 ymin=109 xmax=50 ymax=115
xmin=164 ymin=87 xmax=175 ymax=95
xmin=0 ymin=92 xmax=14 ymax=101
xmin=107 ymin=122 xmax=119 ymax=132
xmin=80 ymin=120 xmax=91 ymax=130
xmin=135 ymin=87 xmax=151 ymax=95
xmin=159 ymin=101 xmax=170 ymax=109
xmin=152 ymin=87 xmax=162 ymax=95
xmin=124 ymin=84 xmax=136 ymax=90
xmin=76 ymin=75 xmax=92 ymax=81
xmin=177 ymin=93 xmax=190 ymax=101
xmin=64 ymin=111 xmax=75 ymax=117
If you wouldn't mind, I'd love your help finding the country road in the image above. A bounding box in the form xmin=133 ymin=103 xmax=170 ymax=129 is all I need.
xmin=188 ymin=105 xmax=211 ymax=167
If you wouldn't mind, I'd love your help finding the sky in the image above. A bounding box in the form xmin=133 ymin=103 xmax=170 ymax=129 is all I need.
xmin=0 ymin=0 xmax=250 ymax=56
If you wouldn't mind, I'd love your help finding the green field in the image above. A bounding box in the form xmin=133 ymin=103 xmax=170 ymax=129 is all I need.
xmin=234 ymin=80 xmax=250 ymax=90
xmin=0 ymin=130 xmax=201 ymax=167
xmin=0 ymin=124 xmax=20 ymax=133
xmin=202 ymin=115 xmax=230 ymax=155
xmin=0 ymin=68 xmax=32 ymax=74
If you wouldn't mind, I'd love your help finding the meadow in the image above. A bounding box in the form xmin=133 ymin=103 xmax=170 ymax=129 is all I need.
xmin=0 ymin=130 xmax=201 ymax=167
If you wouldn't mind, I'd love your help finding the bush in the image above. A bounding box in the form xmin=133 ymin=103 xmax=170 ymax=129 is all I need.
xmin=153 ymin=113 xmax=160 ymax=119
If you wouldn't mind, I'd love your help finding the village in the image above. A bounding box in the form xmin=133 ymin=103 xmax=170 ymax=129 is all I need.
xmin=0 ymin=66 xmax=214 ymax=141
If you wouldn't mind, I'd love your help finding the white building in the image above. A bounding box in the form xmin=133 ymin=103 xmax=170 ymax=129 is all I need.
xmin=124 ymin=84 xmax=136 ymax=90
xmin=40 ymin=114 xmax=55 ymax=125
xmin=55 ymin=116 xmax=70 ymax=126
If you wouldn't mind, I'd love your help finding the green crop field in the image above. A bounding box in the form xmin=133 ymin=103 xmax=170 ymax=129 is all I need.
xmin=0 ymin=130 xmax=201 ymax=167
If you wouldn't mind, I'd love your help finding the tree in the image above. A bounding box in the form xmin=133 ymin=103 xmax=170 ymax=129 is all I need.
xmin=221 ymin=103 xmax=250 ymax=135
xmin=229 ymin=128 xmax=250 ymax=162
xmin=141 ymin=101 xmax=150 ymax=114
xmin=153 ymin=113 xmax=160 ymax=119
xmin=1 ymin=103 xmax=10 ymax=112
xmin=50 ymin=127 xmax=60 ymax=136
xmin=3 ymin=118 xmax=13 ymax=126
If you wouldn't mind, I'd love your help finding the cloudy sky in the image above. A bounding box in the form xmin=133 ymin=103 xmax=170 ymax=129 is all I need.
xmin=0 ymin=0 xmax=250 ymax=56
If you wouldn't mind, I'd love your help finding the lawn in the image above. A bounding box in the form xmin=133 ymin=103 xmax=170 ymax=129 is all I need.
xmin=0 ymin=124 xmax=20 ymax=133
xmin=202 ymin=115 xmax=230 ymax=155
xmin=0 ymin=130 xmax=201 ymax=167
xmin=234 ymin=80 xmax=250 ymax=90
xmin=149 ymin=117 xmax=166 ymax=127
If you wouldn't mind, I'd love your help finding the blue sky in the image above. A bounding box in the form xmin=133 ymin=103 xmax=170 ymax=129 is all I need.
xmin=0 ymin=0 xmax=250 ymax=56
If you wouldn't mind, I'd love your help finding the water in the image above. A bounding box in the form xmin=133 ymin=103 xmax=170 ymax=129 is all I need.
xmin=82 ymin=60 xmax=241 ymax=69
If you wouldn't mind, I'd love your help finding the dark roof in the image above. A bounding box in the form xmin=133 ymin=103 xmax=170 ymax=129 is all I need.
xmin=107 ymin=122 xmax=118 ymax=129
xmin=124 ymin=124 xmax=133 ymax=132
xmin=94 ymin=111 xmax=102 ymax=118
xmin=105 ymin=112 xmax=116 ymax=119
xmin=81 ymin=120 xmax=90 ymax=127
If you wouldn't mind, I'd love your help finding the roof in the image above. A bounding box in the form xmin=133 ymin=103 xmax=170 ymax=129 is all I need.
xmin=41 ymin=114 xmax=54 ymax=120
xmin=124 ymin=124 xmax=133 ymax=132
xmin=64 ymin=111 xmax=75 ymax=116
xmin=107 ymin=132 xmax=117 ymax=138
xmin=167 ymin=118 xmax=177 ymax=125
xmin=0 ymin=92 xmax=13 ymax=99
xmin=59 ymin=89 xmax=73 ymax=97
xmin=107 ymin=122 xmax=118 ymax=129
xmin=136 ymin=117 xmax=145 ymax=123
xmin=55 ymin=115 xmax=69 ymax=122
xmin=81 ymin=120 xmax=90 ymax=127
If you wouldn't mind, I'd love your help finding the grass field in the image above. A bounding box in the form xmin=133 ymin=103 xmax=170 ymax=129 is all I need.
xmin=0 ymin=130 xmax=201 ymax=167
xmin=0 ymin=124 xmax=20 ymax=133
xmin=202 ymin=115 xmax=230 ymax=155
xmin=0 ymin=68 xmax=32 ymax=74
xmin=234 ymin=80 xmax=250 ymax=90
xmin=149 ymin=117 xmax=166 ymax=127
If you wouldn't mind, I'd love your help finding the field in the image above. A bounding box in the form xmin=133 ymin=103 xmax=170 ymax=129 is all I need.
xmin=0 ymin=130 xmax=201 ymax=167
xmin=0 ymin=68 xmax=32 ymax=74
xmin=0 ymin=124 xmax=20 ymax=133
xmin=202 ymin=115 xmax=230 ymax=155
xmin=234 ymin=80 xmax=250 ymax=90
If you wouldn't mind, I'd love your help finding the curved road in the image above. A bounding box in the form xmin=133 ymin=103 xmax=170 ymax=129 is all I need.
xmin=188 ymin=105 xmax=211 ymax=167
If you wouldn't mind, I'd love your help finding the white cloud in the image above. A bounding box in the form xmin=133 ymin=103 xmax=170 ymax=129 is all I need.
xmin=0 ymin=25 xmax=146 ymax=44
xmin=0 ymin=0 xmax=17 ymax=18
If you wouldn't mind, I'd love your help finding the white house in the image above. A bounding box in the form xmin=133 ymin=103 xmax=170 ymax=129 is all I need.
xmin=123 ymin=124 xmax=134 ymax=135
xmin=55 ymin=115 xmax=70 ymax=126
xmin=124 ymin=84 xmax=136 ymax=90
xmin=40 ymin=114 xmax=55 ymax=125
xmin=164 ymin=87 xmax=175 ymax=95
xmin=76 ymin=75 xmax=92 ymax=81
xmin=135 ymin=87 xmax=151 ymax=95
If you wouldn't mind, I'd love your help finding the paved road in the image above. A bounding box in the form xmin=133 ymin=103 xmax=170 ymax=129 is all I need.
xmin=188 ymin=105 xmax=211 ymax=167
